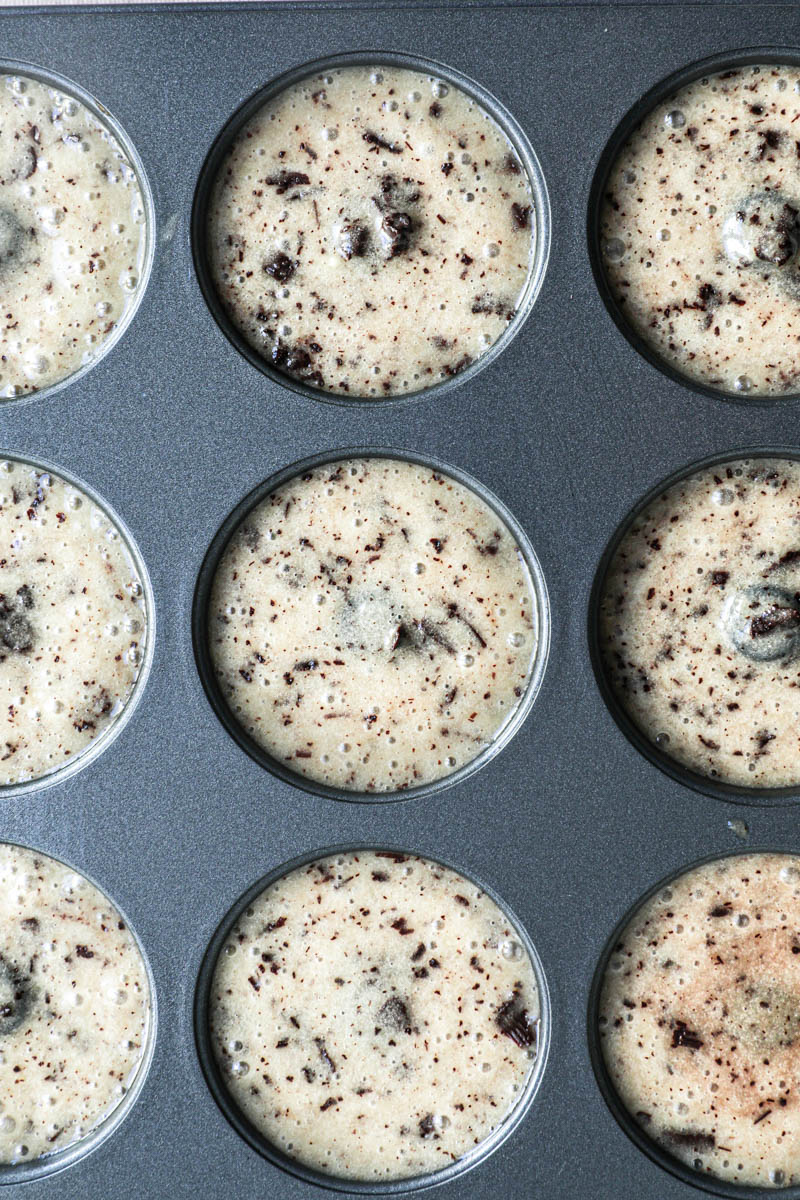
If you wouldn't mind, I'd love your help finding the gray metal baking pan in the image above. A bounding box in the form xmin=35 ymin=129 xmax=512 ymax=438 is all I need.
xmin=4 ymin=3 xmax=800 ymax=1199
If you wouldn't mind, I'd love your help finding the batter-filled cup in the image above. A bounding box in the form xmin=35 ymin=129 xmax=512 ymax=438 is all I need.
xmin=196 ymin=53 xmax=548 ymax=401
xmin=594 ymin=851 xmax=800 ymax=1192
xmin=199 ymin=847 xmax=549 ymax=1188
xmin=594 ymin=56 xmax=800 ymax=400
xmin=0 ymin=64 xmax=152 ymax=402
xmin=594 ymin=452 xmax=800 ymax=796
xmin=198 ymin=451 xmax=548 ymax=798
xmin=0 ymin=842 xmax=153 ymax=1180
xmin=0 ymin=454 xmax=152 ymax=793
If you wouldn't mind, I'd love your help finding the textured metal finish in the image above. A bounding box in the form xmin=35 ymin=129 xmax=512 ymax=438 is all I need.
xmin=1 ymin=5 xmax=800 ymax=1200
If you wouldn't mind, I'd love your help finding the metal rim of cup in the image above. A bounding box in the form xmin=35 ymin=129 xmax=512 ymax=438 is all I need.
xmin=0 ymin=838 xmax=157 ymax=1185
xmin=587 ymin=845 xmax=800 ymax=1199
xmin=191 ymin=48 xmax=551 ymax=409
xmin=0 ymin=59 xmax=156 ymax=410
xmin=194 ymin=841 xmax=551 ymax=1195
xmin=587 ymin=46 xmax=800 ymax=409
xmin=0 ymin=449 xmax=156 ymax=799
xmin=192 ymin=445 xmax=551 ymax=804
xmin=588 ymin=445 xmax=800 ymax=807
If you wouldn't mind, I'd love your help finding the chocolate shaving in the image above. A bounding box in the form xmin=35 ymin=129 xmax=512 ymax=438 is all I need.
xmin=315 ymin=1037 xmax=337 ymax=1073
xmin=264 ymin=170 xmax=310 ymax=194
xmin=750 ymin=606 xmax=800 ymax=638
xmin=496 ymin=987 xmax=537 ymax=1048
xmin=363 ymin=130 xmax=403 ymax=154
xmin=671 ymin=1021 xmax=703 ymax=1050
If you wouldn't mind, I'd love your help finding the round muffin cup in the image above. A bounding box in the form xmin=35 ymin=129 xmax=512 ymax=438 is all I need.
xmin=0 ymin=839 xmax=157 ymax=1185
xmin=0 ymin=59 xmax=155 ymax=409
xmin=194 ymin=842 xmax=551 ymax=1194
xmin=589 ymin=446 xmax=800 ymax=807
xmin=191 ymin=50 xmax=550 ymax=408
xmin=588 ymin=846 xmax=800 ymax=1200
xmin=193 ymin=445 xmax=550 ymax=803
xmin=0 ymin=450 xmax=156 ymax=798
xmin=588 ymin=46 xmax=800 ymax=408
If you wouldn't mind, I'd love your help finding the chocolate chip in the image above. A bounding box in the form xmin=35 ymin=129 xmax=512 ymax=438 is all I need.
xmin=496 ymin=989 xmax=537 ymax=1048
xmin=764 ymin=548 xmax=800 ymax=575
xmin=671 ymin=1021 xmax=703 ymax=1050
xmin=314 ymin=1037 xmax=336 ymax=1073
xmin=0 ymin=206 xmax=27 ymax=281
xmin=337 ymin=219 xmax=369 ymax=260
xmin=264 ymin=253 xmax=297 ymax=283
xmin=264 ymin=170 xmax=310 ymax=194
xmin=0 ymin=954 xmax=33 ymax=1037
xmin=0 ymin=604 xmax=33 ymax=653
xmin=379 ymin=210 xmax=413 ymax=257
xmin=0 ymin=144 xmax=37 ymax=186
xmin=363 ymin=130 xmax=403 ymax=154
xmin=419 ymin=1114 xmax=439 ymax=1139
xmin=664 ymin=1129 xmax=716 ymax=1151
xmin=511 ymin=202 xmax=531 ymax=230
xmin=471 ymin=293 xmax=514 ymax=320
xmin=377 ymin=995 xmax=413 ymax=1034
xmin=750 ymin=606 xmax=800 ymax=638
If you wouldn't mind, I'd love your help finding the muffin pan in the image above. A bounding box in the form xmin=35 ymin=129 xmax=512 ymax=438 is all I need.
xmin=6 ymin=3 xmax=800 ymax=1199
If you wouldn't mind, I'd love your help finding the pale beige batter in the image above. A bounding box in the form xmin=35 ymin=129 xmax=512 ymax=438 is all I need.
xmin=206 ymin=64 xmax=534 ymax=397
xmin=598 ymin=457 xmax=800 ymax=788
xmin=0 ymin=458 xmax=148 ymax=787
xmin=209 ymin=850 xmax=542 ymax=1181
xmin=600 ymin=64 xmax=800 ymax=396
xmin=0 ymin=843 xmax=150 ymax=1165
xmin=208 ymin=457 xmax=540 ymax=793
xmin=0 ymin=70 xmax=147 ymax=399
xmin=600 ymin=853 xmax=800 ymax=1188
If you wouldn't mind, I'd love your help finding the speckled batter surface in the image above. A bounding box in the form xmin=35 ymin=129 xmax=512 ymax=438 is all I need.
xmin=206 ymin=64 xmax=534 ymax=397
xmin=598 ymin=457 xmax=800 ymax=789
xmin=208 ymin=457 xmax=539 ymax=792
xmin=0 ymin=458 xmax=148 ymax=786
xmin=209 ymin=850 xmax=541 ymax=1181
xmin=600 ymin=64 xmax=800 ymax=396
xmin=0 ymin=71 xmax=147 ymax=399
xmin=0 ymin=843 xmax=150 ymax=1165
xmin=599 ymin=852 xmax=800 ymax=1188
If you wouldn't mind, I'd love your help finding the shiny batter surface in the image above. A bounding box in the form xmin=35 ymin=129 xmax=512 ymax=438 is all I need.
xmin=600 ymin=64 xmax=800 ymax=396
xmin=206 ymin=64 xmax=534 ymax=397
xmin=209 ymin=850 xmax=541 ymax=1181
xmin=0 ymin=71 xmax=147 ymax=399
xmin=0 ymin=843 xmax=150 ymax=1165
xmin=600 ymin=853 xmax=800 ymax=1188
xmin=208 ymin=457 xmax=539 ymax=792
xmin=598 ymin=457 xmax=800 ymax=788
xmin=0 ymin=458 xmax=148 ymax=786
